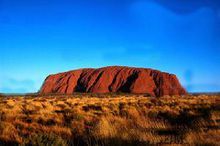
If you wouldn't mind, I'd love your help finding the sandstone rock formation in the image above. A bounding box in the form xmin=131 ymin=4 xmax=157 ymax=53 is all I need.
xmin=39 ymin=66 xmax=187 ymax=97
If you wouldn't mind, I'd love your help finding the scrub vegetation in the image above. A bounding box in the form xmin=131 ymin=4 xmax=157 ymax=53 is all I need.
xmin=0 ymin=94 xmax=219 ymax=146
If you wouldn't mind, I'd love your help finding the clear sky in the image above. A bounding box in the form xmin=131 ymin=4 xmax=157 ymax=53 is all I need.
xmin=0 ymin=0 xmax=220 ymax=93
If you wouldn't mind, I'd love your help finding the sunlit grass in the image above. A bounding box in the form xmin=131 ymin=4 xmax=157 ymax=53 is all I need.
xmin=0 ymin=94 xmax=219 ymax=145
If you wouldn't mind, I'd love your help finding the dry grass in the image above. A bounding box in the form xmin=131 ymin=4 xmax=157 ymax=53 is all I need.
xmin=0 ymin=94 xmax=219 ymax=146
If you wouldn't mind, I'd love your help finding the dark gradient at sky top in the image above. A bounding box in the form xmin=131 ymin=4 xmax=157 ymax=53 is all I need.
xmin=0 ymin=0 xmax=220 ymax=93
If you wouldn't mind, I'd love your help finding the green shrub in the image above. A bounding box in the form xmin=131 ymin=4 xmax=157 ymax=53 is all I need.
xmin=21 ymin=133 xmax=67 ymax=146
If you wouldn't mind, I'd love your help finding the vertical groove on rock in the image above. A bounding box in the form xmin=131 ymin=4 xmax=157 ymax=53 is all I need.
xmin=108 ymin=68 xmax=124 ymax=92
xmin=118 ymin=70 xmax=140 ymax=92
xmin=74 ymin=70 xmax=87 ymax=92
xmin=64 ymin=74 xmax=72 ymax=93
xmin=87 ymin=71 xmax=104 ymax=92
xmin=150 ymin=71 xmax=161 ymax=97
xmin=53 ymin=74 xmax=66 ymax=92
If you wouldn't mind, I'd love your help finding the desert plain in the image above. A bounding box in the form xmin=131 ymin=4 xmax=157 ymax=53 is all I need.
xmin=0 ymin=93 xmax=219 ymax=146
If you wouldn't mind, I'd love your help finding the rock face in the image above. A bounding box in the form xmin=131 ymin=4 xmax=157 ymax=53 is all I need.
xmin=39 ymin=66 xmax=187 ymax=97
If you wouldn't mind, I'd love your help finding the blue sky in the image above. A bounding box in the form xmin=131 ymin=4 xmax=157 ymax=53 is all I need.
xmin=0 ymin=0 xmax=220 ymax=93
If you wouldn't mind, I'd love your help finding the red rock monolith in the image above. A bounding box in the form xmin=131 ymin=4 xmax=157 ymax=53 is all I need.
xmin=39 ymin=66 xmax=187 ymax=97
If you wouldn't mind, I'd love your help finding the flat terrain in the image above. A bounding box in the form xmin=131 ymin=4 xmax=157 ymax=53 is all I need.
xmin=0 ymin=94 xmax=219 ymax=146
